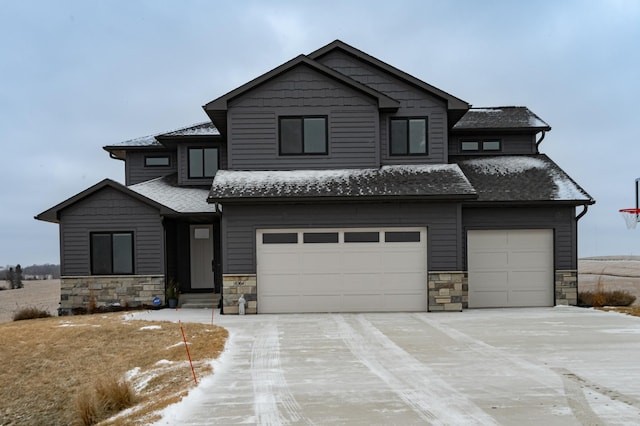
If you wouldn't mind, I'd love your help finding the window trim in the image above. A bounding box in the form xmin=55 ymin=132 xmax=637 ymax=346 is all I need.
xmin=144 ymin=155 xmax=171 ymax=167
xmin=459 ymin=138 xmax=502 ymax=153
xmin=389 ymin=117 xmax=429 ymax=156
xmin=279 ymin=115 xmax=328 ymax=156
xmin=90 ymin=231 xmax=134 ymax=275
xmin=187 ymin=147 xmax=219 ymax=179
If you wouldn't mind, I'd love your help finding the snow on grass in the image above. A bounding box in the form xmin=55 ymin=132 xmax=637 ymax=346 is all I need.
xmin=139 ymin=325 xmax=162 ymax=331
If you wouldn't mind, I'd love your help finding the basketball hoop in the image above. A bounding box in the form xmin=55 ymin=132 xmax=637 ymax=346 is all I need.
xmin=619 ymin=208 xmax=640 ymax=229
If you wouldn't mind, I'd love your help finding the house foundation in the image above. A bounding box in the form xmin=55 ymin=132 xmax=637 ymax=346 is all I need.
xmin=555 ymin=270 xmax=578 ymax=306
xmin=428 ymin=271 xmax=468 ymax=311
xmin=222 ymin=274 xmax=257 ymax=314
xmin=60 ymin=275 xmax=165 ymax=312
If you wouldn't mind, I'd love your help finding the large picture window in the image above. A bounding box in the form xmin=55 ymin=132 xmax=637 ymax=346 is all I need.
xmin=279 ymin=116 xmax=327 ymax=155
xmin=188 ymin=147 xmax=218 ymax=178
xmin=390 ymin=118 xmax=428 ymax=155
xmin=91 ymin=232 xmax=134 ymax=275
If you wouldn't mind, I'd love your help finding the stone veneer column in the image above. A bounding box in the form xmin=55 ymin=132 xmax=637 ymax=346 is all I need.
xmin=222 ymin=274 xmax=257 ymax=314
xmin=555 ymin=270 xmax=578 ymax=306
xmin=60 ymin=275 xmax=165 ymax=312
xmin=428 ymin=271 xmax=468 ymax=312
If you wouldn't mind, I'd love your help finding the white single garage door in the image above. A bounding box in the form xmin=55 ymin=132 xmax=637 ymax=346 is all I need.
xmin=256 ymin=228 xmax=427 ymax=313
xmin=467 ymin=229 xmax=554 ymax=308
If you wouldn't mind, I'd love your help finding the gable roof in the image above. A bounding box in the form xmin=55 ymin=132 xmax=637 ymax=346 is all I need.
xmin=35 ymin=179 xmax=173 ymax=223
xmin=308 ymin=40 xmax=470 ymax=123
xmin=203 ymin=53 xmax=400 ymax=134
xmin=207 ymin=165 xmax=477 ymax=203
xmin=452 ymin=107 xmax=551 ymax=132
xmin=455 ymin=155 xmax=594 ymax=204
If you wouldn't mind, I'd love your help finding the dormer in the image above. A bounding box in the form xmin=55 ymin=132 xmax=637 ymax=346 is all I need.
xmin=448 ymin=107 xmax=551 ymax=157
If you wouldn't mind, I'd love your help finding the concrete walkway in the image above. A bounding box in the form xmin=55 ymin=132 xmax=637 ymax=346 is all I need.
xmin=135 ymin=307 xmax=640 ymax=425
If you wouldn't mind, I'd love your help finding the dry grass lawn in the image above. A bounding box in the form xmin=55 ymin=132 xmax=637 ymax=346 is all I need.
xmin=0 ymin=312 xmax=227 ymax=425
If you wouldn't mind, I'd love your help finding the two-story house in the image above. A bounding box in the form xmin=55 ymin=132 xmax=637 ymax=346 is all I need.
xmin=36 ymin=40 xmax=594 ymax=314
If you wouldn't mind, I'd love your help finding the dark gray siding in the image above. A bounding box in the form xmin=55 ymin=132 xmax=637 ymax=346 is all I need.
xmin=227 ymin=64 xmax=379 ymax=170
xmin=177 ymin=142 xmax=228 ymax=186
xmin=125 ymin=151 xmax=177 ymax=185
xmin=59 ymin=187 xmax=164 ymax=276
xmin=222 ymin=202 xmax=461 ymax=274
xmin=448 ymin=132 xmax=537 ymax=156
xmin=462 ymin=206 xmax=577 ymax=269
xmin=317 ymin=50 xmax=448 ymax=165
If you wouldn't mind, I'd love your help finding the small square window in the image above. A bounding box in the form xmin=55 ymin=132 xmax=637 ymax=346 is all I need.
xmin=280 ymin=116 xmax=327 ymax=155
xmin=390 ymin=118 xmax=428 ymax=155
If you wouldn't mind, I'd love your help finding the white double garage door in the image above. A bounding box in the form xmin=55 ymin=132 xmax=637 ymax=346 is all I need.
xmin=256 ymin=228 xmax=554 ymax=313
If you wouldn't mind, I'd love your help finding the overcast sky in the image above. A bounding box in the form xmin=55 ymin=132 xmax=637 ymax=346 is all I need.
xmin=1 ymin=0 xmax=639 ymax=266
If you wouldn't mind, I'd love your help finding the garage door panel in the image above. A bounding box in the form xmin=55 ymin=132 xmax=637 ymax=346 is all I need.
xmin=510 ymin=251 xmax=549 ymax=268
xmin=341 ymin=251 xmax=384 ymax=271
xmin=471 ymin=291 xmax=509 ymax=308
xmin=469 ymin=251 xmax=509 ymax=269
xmin=384 ymin=250 xmax=426 ymax=272
xmin=257 ymin=228 xmax=427 ymax=313
xmin=468 ymin=229 xmax=553 ymax=308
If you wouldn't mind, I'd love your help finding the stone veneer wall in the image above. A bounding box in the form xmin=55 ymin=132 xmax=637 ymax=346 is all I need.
xmin=428 ymin=271 xmax=468 ymax=312
xmin=555 ymin=270 xmax=578 ymax=306
xmin=223 ymin=274 xmax=257 ymax=314
xmin=60 ymin=275 xmax=164 ymax=312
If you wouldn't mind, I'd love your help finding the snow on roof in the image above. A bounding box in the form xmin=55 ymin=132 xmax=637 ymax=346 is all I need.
xmin=111 ymin=134 xmax=163 ymax=148
xmin=209 ymin=164 xmax=476 ymax=200
xmin=159 ymin=122 xmax=220 ymax=137
xmin=460 ymin=155 xmax=591 ymax=201
xmin=106 ymin=122 xmax=220 ymax=148
xmin=453 ymin=107 xmax=550 ymax=130
xmin=129 ymin=174 xmax=215 ymax=213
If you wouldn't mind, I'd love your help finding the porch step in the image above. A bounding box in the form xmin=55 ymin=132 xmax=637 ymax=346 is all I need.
xmin=179 ymin=293 xmax=220 ymax=309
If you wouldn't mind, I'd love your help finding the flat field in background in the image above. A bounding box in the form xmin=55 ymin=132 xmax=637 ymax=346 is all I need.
xmin=0 ymin=279 xmax=60 ymax=322
xmin=579 ymin=256 xmax=640 ymax=306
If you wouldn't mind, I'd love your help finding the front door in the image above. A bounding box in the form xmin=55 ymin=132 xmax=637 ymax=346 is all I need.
xmin=190 ymin=224 xmax=214 ymax=290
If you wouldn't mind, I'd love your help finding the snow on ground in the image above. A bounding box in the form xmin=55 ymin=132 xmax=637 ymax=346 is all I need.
xmin=134 ymin=307 xmax=640 ymax=425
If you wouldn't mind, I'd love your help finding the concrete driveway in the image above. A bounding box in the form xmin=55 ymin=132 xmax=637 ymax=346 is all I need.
xmin=137 ymin=307 xmax=640 ymax=425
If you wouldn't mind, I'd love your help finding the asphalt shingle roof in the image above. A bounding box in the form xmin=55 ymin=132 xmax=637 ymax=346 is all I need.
xmin=129 ymin=174 xmax=216 ymax=213
xmin=455 ymin=155 xmax=593 ymax=203
xmin=106 ymin=122 xmax=220 ymax=148
xmin=208 ymin=165 xmax=477 ymax=202
xmin=453 ymin=107 xmax=550 ymax=131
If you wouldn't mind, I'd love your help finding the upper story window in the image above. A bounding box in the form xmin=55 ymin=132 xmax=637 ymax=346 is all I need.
xmin=460 ymin=139 xmax=502 ymax=153
xmin=144 ymin=156 xmax=170 ymax=167
xmin=279 ymin=116 xmax=328 ymax=155
xmin=390 ymin=118 xmax=428 ymax=155
xmin=91 ymin=232 xmax=133 ymax=275
xmin=188 ymin=147 xmax=218 ymax=178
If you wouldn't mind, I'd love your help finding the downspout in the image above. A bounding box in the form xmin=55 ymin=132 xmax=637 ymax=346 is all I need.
xmin=109 ymin=152 xmax=124 ymax=161
xmin=576 ymin=204 xmax=589 ymax=221
xmin=535 ymin=131 xmax=546 ymax=153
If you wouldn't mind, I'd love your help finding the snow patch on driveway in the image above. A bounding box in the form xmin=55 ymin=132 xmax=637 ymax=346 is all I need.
xmin=334 ymin=314 xmax=497 ymax=425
